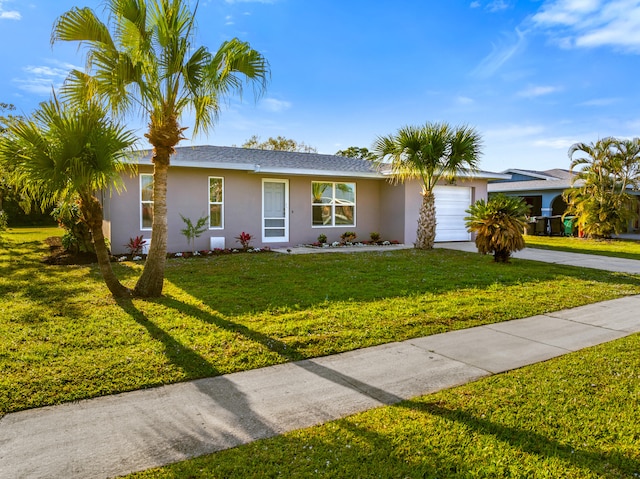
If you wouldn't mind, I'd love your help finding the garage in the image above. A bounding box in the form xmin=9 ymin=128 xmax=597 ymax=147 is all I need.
xmin=434 ymin=185 xmax=472 ymax=242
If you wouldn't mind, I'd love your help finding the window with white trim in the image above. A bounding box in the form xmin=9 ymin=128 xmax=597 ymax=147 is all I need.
xmin=140 ymin=174 xmax=153 ymax=230
xmin=312 ymin=181 xmax=356 ymax=226
xmin=209 ymin=177 xmax=224 ymax=228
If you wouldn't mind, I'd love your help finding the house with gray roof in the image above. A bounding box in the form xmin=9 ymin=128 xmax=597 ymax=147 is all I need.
xmin=488 ymin=168 xmax=640 ymax=234
xmin=488 ymin=169 xmax=578 ymax=218
xmin=103 ymin=145 xmax=507 ymax=254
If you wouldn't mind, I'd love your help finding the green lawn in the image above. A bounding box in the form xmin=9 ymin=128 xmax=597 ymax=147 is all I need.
xmin=1 ymin=227 xmax=640 ymax=418
xmin=525 ymin=234 xmax=640 ymax=260
xmin=127 ymin=333 xmax=640 ymax=478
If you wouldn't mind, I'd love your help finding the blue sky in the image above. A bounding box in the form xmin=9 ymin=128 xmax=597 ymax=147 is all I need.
xmin=1 ymin=0 xmax=639 ymax=172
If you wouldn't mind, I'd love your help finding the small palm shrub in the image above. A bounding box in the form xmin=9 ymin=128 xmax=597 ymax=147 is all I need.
xmin=180 ymin=214 xmax=208 ymax=252
xmin=465 ymin=194 xmax=530 ymax=263
xmin=340 ymin=231 xmax=357 ymax=243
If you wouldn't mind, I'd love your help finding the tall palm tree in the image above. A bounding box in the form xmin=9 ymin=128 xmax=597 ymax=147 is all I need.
xmin=0 ymin=98 xmax=136 ymax=297
xmin=564 ymin=137 xmax=640 ymax=238
xmin=373 ymin=122 xmax=482 ymax=249
xmin=52 ymin=0 xmax=269 ymax=297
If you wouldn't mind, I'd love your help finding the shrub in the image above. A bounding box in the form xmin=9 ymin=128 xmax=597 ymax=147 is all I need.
xmin=125 ymin=235 xmax=147 ymax=256
xmin=370 ymin=232 xmax=381 ymax=243
xmin=340 ymin=231 xmax=357 ymax=243
xmin=235 ymin=231 xmax=253 ymax=250
xmin=180 ymin=214 xmax=208 ymax=252
xmin=51 ymin=203 xmax=94 ymax=254
xmin=465 ymin=194 xmax=530 ymax=263
xmin=317 ymin=233 xmax=327 ymax=244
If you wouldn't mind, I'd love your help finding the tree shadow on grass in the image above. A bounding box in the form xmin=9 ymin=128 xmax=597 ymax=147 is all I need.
xmin=397 ymin=400 xmax=640 ymax=478
xmin=159 ymin=295 xmax=306 ymax=363
xmin=164 ymin=249 xmax=640 ymax=318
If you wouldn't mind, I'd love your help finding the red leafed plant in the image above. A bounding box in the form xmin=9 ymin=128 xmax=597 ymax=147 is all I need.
xmin=125 ymin=235 xmax=147 ymax=256
xmin=235 ymin=231 xmax=253 ymax=250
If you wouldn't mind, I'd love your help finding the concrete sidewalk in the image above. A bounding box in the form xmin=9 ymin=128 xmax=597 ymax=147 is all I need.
xmin=436 ymin=241 xmax=640 ymax=274
xmin=1 ymin=295 xmax=639 ymax=479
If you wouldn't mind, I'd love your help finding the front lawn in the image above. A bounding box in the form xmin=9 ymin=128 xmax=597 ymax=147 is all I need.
xmin=127 ymin=333 xmax=640 ymax=478
xmin=2 ymin=227 xmax=640 ymax=416
xmin=525 ymin=235 xmax=640 ymax=260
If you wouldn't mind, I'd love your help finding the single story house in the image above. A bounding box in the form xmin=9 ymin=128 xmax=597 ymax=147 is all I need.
xmin=488 ymin=168 xmax=640 ymax=233
xmin=102 ymin=145 xmax=508 ymax=255
xmin=488 ymin=169 xmax=577 ymax=217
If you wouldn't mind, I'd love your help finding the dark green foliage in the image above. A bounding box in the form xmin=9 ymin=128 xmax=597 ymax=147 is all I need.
xmin=465 ymin=194 xmax=530 ymax=262
xmin=179 ymin=214 xmax=208 ymax=252
xmin=564 ymin=137 xmax=640 ymax=239
xmin=52 ymin=203 xmax=94 ymax=254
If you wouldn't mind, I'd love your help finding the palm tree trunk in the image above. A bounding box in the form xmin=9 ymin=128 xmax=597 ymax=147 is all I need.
xmin=134 ymin=155 xmax=169 ymax=297
xmin=415 ymin=191 xmax=437 ymax=249
xmin=81 ymin=195 xmax=131 ymax=298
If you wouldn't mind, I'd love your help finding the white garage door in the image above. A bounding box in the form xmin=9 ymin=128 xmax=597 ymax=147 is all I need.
xmin=434 ymin=185 xmax=472 ymax=242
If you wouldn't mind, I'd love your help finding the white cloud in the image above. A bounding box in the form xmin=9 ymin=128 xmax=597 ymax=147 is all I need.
xmin=579 ymin=97 xmax=619 ymax=106
xmin=484 ymin=124 xmax=546 ymax=139
xmin=12 ymin=62 xmax=79 ymax=96
xmin=470 ymin=1 xmax=481 ymax=8
xmin=532 ymin=136 xmax=578 ymax=149
xmin=472 ymin=28 xmax=527 ymax=78
xmin=532 ymin=0 xmax=640 ymax=53
xmin=517 ymin=85 xmax=561 ymax=97
xmin=0 ymin=0 xmax=21 ymax=20
xmin=260 ymin=98 xmax=291 ymax=112
xmin=487 ymin=0 xmax=511 ymax=12
xmin=456 ymin=95 xmax=475 ymax=105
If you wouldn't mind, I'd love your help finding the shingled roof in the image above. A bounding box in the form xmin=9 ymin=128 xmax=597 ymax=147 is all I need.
xmin=132 ymin=145 xmax=382 ymax=178
xmin=489 ymin=168 xmax=580 ymax=193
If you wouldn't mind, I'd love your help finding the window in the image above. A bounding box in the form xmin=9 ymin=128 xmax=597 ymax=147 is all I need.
xmin=209 ymin=177 xmax=224 ymax=228
xmin=312 ymin=181 xmax=356 ymax=226
xmin=140 ymin=174 xmax=153 ymax=230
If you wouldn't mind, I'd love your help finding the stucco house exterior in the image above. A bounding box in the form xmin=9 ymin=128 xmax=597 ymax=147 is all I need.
xmin=102 ymin=145 xmax=507 ymax=255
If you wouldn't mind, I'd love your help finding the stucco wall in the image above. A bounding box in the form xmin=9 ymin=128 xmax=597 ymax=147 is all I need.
xmin=104 ymin=168 xmax=490 ymax=254
xmin=105 ymin=167 xmax=388 ymax=254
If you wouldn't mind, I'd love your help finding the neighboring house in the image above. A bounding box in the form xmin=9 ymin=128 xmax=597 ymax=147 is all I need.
xmin=102 ymin=145 xmax=507 ymax=255
xmin=488 ymin=168 xmax=640 ymax=232
xmin=488 ymin=169 xmax=577 ymax=217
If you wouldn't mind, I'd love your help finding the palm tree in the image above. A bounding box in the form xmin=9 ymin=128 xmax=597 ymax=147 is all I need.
xmin=373 ymin=122 xmax=482 ymax=249
xmin=0 ymin=98 xmax=136 ymax=297
xmin=52 ymin=0 xmax=269 ymax=297
xmin=465 ymin=194 xmax=530 ymax=263
xmin=564 ymin=137 xmax=640 ymax=238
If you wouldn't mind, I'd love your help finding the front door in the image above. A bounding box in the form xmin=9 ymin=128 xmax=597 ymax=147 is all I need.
xmin=262 ymin=179 xmax=289 ymax=242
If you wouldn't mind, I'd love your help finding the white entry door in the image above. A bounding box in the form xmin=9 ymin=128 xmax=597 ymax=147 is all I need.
xmin=434 ymin=185 xmax=472 ymax=242
xmin=262 ymin=179 xmax=289 ymax=242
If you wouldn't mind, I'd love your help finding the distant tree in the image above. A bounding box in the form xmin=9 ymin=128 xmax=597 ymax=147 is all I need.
xmin=335 ymin=146 xmax=376 ymax=161
xmin=0 ymin=103 xmax=20 ymax=214
xmin=373 ymin=122 xmax=482 ymax=249
xmin=242 ymin=135 xmax=317 ymax=153
xmin=0 ymin=98 xmax=136 ymax=297
xmin=465 ymin=194 xmax=530 ymax=263
xmin=563 ymin=137 xmax=640 ymax=238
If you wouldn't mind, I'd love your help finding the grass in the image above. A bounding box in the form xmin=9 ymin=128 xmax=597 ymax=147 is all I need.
xmin=525 ymin=234 xmax=640 ymax=260
xmin=2 ymin=227 xmax=640 ymax=418
xmin=127 ymin=333 xmax=640 ymax=478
